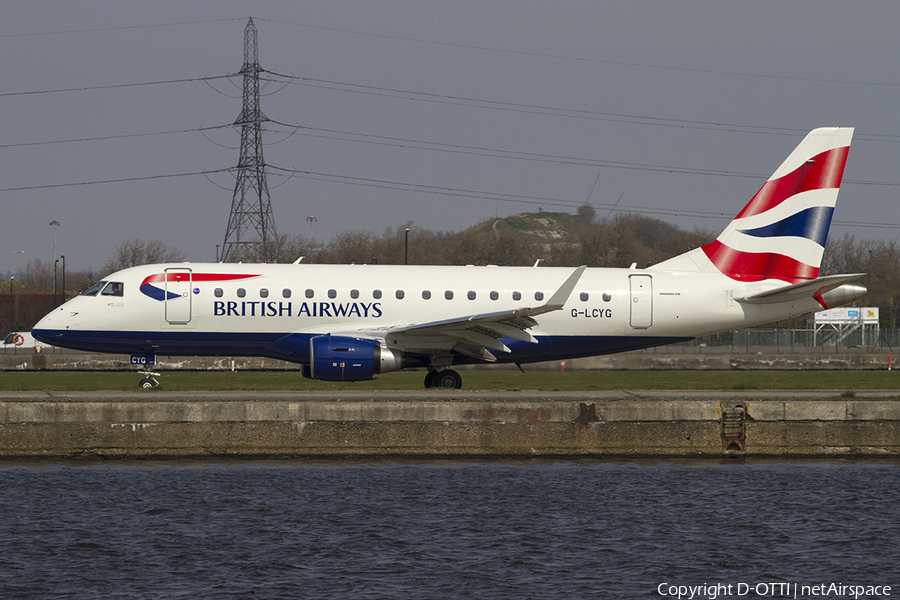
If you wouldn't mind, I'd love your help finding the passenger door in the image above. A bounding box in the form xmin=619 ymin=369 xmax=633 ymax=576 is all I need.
xmin=629 ymin=274 xmax=652 ymax=329
xmin=164 ymin=268 xmax=192 ymax=324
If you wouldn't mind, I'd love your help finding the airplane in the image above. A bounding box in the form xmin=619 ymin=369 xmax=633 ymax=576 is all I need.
xmin=32 ymin=127 xmax=866 ymax=389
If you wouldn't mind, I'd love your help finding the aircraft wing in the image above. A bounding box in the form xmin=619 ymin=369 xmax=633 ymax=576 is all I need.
xmin=735 ymin=273 xmax=866 ymax=304
xmin=363 ymin=266 xmax=586 ymax=362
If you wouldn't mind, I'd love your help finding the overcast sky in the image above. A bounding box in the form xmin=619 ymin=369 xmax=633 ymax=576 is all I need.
xmin=2 ymin=1 xmax=899 ymax=275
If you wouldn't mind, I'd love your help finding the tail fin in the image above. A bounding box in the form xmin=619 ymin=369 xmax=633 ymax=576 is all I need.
xmin=653 ymin=127 xmax=853 ymax=282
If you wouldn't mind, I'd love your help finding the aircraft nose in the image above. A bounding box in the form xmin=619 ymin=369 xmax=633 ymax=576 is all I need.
xmin=31 ymin=306 xmax=69 ymax=344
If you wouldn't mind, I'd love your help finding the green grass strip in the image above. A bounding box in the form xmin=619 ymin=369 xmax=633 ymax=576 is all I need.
xmin=0 ymin=369 xmax=898 ymax=392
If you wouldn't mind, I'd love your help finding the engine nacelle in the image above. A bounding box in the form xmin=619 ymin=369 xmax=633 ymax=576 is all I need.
xmin=306 ymin=335 xmax=404 ymax=381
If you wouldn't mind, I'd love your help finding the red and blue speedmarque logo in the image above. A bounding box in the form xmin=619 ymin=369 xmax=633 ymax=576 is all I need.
xmin=140 ymin=273 xmax=261 ymax=301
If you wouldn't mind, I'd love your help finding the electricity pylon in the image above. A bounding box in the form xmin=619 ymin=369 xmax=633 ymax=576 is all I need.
xmin=220 ymin=17 xmax=277 ymax=262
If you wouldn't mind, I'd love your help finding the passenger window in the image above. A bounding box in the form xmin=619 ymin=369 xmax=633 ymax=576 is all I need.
xmin=260 ymin=288 xmax=269 ymax=298
xmin=351 ymin=289 xmax=359 ymax=299
xmin=237 ymin=288 xmax=246 ymax=298
xmin=101 ymin=282 xmax=124 ymax=297
xmin=328 ymin=289 xmax=337 ymax=299
xmin=467 ymin=291 xmax=476 ymax=300
xmin=282 ymin=289 xmax=292 ymax=298
xmin=534 ymin=291 xmax=544 ymax=301
xmin=215 ymin=288 xmax=224 ymax=298
xmin=373 ymin=290 xmax=382 ymax=299
xmin=305 ymin=289 xmax=314 ymax=299
xmin=580 ymin=292 xmax=589 ymax=302
xmin=602 ymin=293 xmax=612 ymax=302
xmin=422 ymin=290 xmax=431 ymax=300
xmin=513 ymin=291 xmax=521 ymax=301
xmin=445 ymin=290 xmax=454 ymax=300
xmin=395 ymin=290 xmax=405 ymax=300
xmin=490 ymin=291 xmax=499 ymax=301
xmin=81 ymin=281 xmax=107 ymax=297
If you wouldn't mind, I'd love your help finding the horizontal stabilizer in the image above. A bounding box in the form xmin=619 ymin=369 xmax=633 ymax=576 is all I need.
xmin=736 ymin=273 xmax=866 ymax=304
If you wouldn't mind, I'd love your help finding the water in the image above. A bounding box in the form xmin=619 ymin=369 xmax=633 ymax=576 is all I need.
xmin=1 ymin=459 xmax=898 ymax=599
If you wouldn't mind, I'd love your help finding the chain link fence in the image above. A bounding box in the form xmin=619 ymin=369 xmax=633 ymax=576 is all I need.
xmin=659 ymin=328 xmax=898 ymax=354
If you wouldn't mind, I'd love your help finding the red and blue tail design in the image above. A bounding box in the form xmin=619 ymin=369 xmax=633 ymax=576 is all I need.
xmin=701 ymin=127 xmax=853 ymax=283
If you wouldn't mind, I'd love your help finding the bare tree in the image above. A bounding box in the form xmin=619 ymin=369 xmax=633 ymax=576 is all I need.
xmin=823 ymin=233 xmax=900 ymax=329
xmin=264 ymin=234 xmax=317 ymax=265
xmin=223 ymin=234 xmax=317 ymax=265
xmin=318 ymin=230 xmax=378 ymax=264
xmin=103 ymin=239 xmax=186 ymax=273
xmin=17 ymin=258 xmax=54 ymax=293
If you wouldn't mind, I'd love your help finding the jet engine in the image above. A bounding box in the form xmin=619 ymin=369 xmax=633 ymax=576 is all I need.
xmin=304 ymin=335 xmax=404 ymax=381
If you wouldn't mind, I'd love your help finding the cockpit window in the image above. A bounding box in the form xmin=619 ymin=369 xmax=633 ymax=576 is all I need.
xmin=101 ymin=282 xmax=124 ymax=297
xmin=81 ymin=281 xmax=107 ymax=297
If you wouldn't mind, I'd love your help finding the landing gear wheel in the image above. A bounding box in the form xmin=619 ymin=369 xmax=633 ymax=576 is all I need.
xmin=433 ymin=369 xmax=462 ymax=389
xmin=424 ymin=370 xmax=438 ymax=388
xmin=138 ymin=370 xmax=160 ymax=389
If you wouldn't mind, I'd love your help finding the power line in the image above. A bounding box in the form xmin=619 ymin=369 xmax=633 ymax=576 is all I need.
xmin=269 ymin=121 xmax=766 ymax=179
xmin=0 ymin=75 xmax=231 ymax=97
xmin=6 ymin=14 xmax=896 ymax=90
xmin=5 ymin=114 xmax=897 ymax=188
xmin=0 ymin=168 xmax=231 ymax=192
xmin=266 ymin=121 xmax=900 ymax=186
xmin=4 ymin=67 xmax=897 ymax=142
xmin=0 ymin=162 xmax=896 ymax=231
xmin=267 ymin=165 xmax=900 ymax=229
xmin=270 ymin=75 xmax=900 ymax=142
xmin=276 ymin=75 xmax=807 ymax=135
xmin=257 ymin=17 xmax=900 ymax=89
xmin=0 ymin=124 xmax=232 ymax=149
xmin=0 ymin=18 xmax=243 ymax=38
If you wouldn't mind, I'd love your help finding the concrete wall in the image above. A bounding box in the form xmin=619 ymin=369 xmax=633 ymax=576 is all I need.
xmin=1 ymin=398 xmax=898 ymax=459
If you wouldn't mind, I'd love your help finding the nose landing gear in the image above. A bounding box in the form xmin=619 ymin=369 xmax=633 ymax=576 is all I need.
xmin=138 ymin=369 xmax=160 ymax=389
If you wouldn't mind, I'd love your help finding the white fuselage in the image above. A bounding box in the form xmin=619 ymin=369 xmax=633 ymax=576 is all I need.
xmin=33 ymin=262 xmax=826 ymax=365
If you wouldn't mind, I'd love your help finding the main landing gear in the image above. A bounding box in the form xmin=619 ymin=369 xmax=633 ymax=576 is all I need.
xmin=424 ymin=369 xmax=462 ymax=389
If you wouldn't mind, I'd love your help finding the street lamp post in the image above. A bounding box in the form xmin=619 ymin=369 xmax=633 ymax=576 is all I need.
xmin=405 ymin=228 xmax=410 ymax=265
xmin=61 ymin=255 xmax=66 ymax=302
xmin=49 ymin=220 xmax=60 ymax=294
xmin=9 ymin=276 xmax=14 ymax=327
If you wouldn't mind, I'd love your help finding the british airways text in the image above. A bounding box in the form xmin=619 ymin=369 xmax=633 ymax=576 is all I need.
xmin=213 ymin=301 xmax=383 ymax=318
